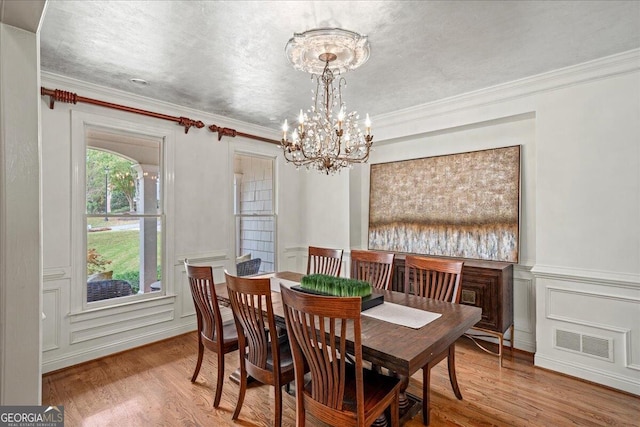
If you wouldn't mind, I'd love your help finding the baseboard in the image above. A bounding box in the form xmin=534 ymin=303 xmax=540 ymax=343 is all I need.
xmin=535 ymin=353 xmax=640 ymax=396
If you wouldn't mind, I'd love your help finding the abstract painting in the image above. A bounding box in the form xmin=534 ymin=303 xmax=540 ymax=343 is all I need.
xmin=368 ymin=146 xmax=520 ymax=262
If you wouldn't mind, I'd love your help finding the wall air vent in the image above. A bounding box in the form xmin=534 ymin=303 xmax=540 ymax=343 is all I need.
xmin=554 ymin=328 xmax=613 ymax=362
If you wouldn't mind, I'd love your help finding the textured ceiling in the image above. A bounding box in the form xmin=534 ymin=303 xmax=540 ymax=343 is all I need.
xmin=39 ymin=1 xmax=640 ymax=131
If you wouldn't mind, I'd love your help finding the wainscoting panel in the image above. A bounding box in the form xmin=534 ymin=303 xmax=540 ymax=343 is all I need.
xmin=533 ymin=266 xmax=640 ymax=395
xmin=42 ymin=286 xmax=61 ymax=352
xmin=70 ymin=306 xmax=175 ymax=344
xmin=513 ymin=265 xmax=536 ymax=352
xmin=282 ymin=247 xmax=306 ymax=273
xmin=176 ymin=253 xmax=232 ymax=323
xmin=41 ymin=252 xmax=234 ymax=373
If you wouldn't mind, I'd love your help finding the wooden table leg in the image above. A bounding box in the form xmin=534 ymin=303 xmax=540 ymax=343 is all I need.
xmin=420 ymin=366 xmax=429 ymax=425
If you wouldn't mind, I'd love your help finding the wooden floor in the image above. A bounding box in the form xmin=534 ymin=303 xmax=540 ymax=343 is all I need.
xmin=43 ymin=332 xmax=639 ymax=426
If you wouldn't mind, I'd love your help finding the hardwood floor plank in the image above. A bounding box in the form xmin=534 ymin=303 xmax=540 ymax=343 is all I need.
xmin=43 ymin=332 xmax=639 ymax=426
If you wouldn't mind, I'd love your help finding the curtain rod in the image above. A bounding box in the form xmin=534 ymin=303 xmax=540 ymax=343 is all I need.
xmin=208 ymin=125 xmax=280 ymax=145
xmin=41 ymin=87 xmax=204 ymax=133
xmin=40 ymin=87 xmax=280 ymax=145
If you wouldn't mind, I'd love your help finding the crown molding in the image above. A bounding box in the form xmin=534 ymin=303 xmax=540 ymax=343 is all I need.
xmin=40 ymin=71 xmax=280 ymax=140
xmin=42 ymin=48 xmax=639 ymax=145
xmin=374 ymin=49 xmax=640 ymax=142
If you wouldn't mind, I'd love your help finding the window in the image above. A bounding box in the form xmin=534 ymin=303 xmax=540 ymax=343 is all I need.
xmin=69 ymin=110 xmax=175 ymax=310
xmin=85 ymin=146 xmax=162 ymax=302
xmin=71 ymin=111 xmax=173 ymax=310
xmin=233 ymin=154 xmax=276 ymax=274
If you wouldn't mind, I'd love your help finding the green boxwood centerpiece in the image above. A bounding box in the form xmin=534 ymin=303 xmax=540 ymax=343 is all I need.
xmin=300 ymin=274 xmax=372 ymax=297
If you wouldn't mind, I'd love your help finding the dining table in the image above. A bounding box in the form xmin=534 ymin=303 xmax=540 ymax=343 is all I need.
xmin=215 ymin=271 xmax=482 ymax=425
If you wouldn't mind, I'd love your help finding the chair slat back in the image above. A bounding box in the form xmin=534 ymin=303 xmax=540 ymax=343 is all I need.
xmin=225 ymin=272 xmax=278 ymax=371
xmin=404 ymin=256 xmax=464 ymax=303
xmin=185 ymin=261 xmax=224 ymax=342
xmin=307 ymin=246 xmax=343 ymax=277
xmin=350 ymin=250 xmax=395 ymax=290
xmin=281 ymin=287 xmax=363 ymax=415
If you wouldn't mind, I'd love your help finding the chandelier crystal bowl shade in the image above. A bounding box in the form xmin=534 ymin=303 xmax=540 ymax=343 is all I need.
xmin=281 ymin=28 xmax=373 ymax=174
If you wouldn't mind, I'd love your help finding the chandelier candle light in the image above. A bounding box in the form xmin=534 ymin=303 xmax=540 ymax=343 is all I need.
xmin=281 ymin=28 xmax=373 ymax=174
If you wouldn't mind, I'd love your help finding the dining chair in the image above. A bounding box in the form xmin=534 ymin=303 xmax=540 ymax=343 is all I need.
xmin=184 ymin=259 xmax=239 ymax=408
xmin=224 ymin=271 xmax=295 ymax=427
xmin=307 ymin=246 xmax=343 ymax=277
xmin=349 ymin=249 xmax=395 ymax=290
xmin=281 ymin=286 xmax=401 ymax=427
xmin=404 ymin=255 xmax=464 ymax=425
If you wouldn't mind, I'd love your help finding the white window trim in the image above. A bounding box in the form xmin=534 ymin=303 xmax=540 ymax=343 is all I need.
xmin=70 ymin=111 xmax=175 ymax=314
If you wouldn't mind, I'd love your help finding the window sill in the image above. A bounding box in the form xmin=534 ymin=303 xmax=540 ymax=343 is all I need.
xmin=70 ymin=293 xmax=177 ymax=319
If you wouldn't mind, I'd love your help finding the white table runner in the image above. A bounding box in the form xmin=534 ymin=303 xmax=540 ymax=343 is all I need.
xmin=362 ymin=302 xmax=441 ymax=329
xmin=269 ymin=277 xmax=441 ymax=329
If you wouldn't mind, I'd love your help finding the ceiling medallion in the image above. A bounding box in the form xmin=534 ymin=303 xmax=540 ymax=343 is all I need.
xmin=281 ymin=28 xmax=373 ymax=175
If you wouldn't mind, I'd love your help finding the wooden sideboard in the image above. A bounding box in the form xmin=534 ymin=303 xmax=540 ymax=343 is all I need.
xmin=389 ymin=253 xmax=514 ymax=335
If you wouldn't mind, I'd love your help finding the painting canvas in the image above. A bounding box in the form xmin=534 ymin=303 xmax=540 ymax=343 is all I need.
xmin=368 ymin=146 xmax=520 ymax=262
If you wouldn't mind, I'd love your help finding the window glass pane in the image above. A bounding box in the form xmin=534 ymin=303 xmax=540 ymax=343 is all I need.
xmin=237 ymin=215 xmax=275 ymax=273
xmin=86 ymin=150 xmax=137 ymax=215
xmin=85 ymin=138 xmax=162 ymax=304
xmin=138 ymin=168 xmax=161 ymax=215
xmin=233 ymin=153 xmax=276 ymax=275
xmin=86 ymin=217 xmax=162 ymax=300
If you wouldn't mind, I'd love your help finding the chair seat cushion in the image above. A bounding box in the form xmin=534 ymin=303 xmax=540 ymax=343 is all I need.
xmin=203 ymin=321 xmax=239 ymax=345
xmin=304 ymin=363 xmax=400 ymax=413
xmin=265 ymin=340 xmax=295 ymax=374
xmin=222 ymin=322 xmax=239 ymax=343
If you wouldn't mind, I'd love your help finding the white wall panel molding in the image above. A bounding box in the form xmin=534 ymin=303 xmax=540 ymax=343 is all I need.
xmin=177 ymin=250 xmax=230 ymax=288
xmin=538 ymin=282 xmax=640 ymax=393
xmin=546 ymin=287 xmax=640 ymax=317
xmin=625 ymin=333 xmax=640 ymax=372
xmin=70 ymin=307 xmax=175 ymax=344
xmin=176 ymin=253 xmax=229 ymax=321
xmin=374 ymin=49 xmax=640 ymax=142
xmin=281 ymin=252 xmax=300 ymax=273
xmin=177 ymin=250 xmax=229 ymax=265
xmin=42 ymin=288 xmax=60 ymax=352
xmin=514 ymin=277 xmax=535 ymax=335
xmin=42 ymin=324 xmax=195 ymax=374
xmin=535 ymin=354 xmax=640 ymax=396
xmin=532 ymin=264 xmax=639 ymax=289
xmin=282 ymin=246 xmax=306 ymax=273
xmin=69 ymin=295 xmax=176 ymax=323
xmin=178 ymin=269 xmax=195 ymax=319
xmin=43 ymin=268 xmax=69 ymax=281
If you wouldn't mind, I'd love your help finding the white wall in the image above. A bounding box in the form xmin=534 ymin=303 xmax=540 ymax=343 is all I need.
xmin=533 ymin=69 xmax=640 ymax=394
xmin=298 ymin=171 xmax=352 ymax=275
xmin=0 ymin=23 xmax=42 ymax=404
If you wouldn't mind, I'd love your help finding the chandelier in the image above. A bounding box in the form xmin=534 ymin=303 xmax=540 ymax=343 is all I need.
xmin=281 ymin=28 xmax=373 ymax=175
